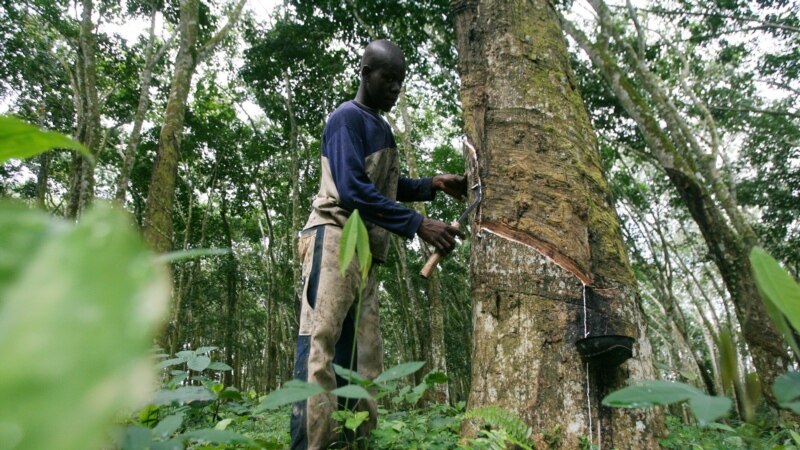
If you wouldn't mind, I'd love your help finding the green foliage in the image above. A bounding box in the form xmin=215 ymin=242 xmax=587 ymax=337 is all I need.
xmin=255 ymin=380 xmax=324 ymax=412
xmin=603 ymin=380 xmax=732 ymax=424
xmin=464 ymin=406 xmax=534 ymax=450
xmin=370 ymin=403 xmax=463 ymax=449
xmin=0 ymin=116 xmax=90 ymax=164
xmin=0 ymin=202 xmax=170 ymax=450
xmin=773 ymin=372 xmax=800 ymax=414
xmin=375 ymin=361 xmax=427 ymax=383
xmin=119 ymin=346 xmax=278 ymax=449
xmin=660 ymin=414 xmax=800 ymax=450
xmin=340 ymin=209 xmax=372 ymax=284
xmin=604 ymin=246 xmax=800 ymax=423
xmin=750 ymin=246 xmax=800 ymax=358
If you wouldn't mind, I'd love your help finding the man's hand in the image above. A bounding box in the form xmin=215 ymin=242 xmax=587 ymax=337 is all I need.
xmin=416 ymin=217 xmax=465 ymax=254
xmin=432 ymin=174 xmax=467 ymax=201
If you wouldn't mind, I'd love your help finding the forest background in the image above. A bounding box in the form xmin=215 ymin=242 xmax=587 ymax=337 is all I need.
xmin=0 ymin=0 xmax=798 ymax=448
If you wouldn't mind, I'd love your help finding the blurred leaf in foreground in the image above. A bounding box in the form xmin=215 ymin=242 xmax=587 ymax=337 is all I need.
xmin=0 ymin=203 xmax=171 ymax=450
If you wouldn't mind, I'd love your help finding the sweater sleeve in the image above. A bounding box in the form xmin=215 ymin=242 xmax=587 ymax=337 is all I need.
xmin=326 ymin=124 xmax=424 ymax=239
xmin=397 ymin=177 xmax=436 ymax=202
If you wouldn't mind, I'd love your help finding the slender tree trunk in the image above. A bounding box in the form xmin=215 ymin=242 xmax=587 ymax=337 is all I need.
xmin=283 ymin=70 xmax=303 ymax=320
xmin=453 ymin=0 xmax=664 ymax=447
xmin=36 ymin=153 xmax=50 ymax=209
xmin=143 ymin=0 xmax=198 ymax=252
xmin=220 ymin=194 xmax=240 ymax=387
xmin=67 ymin=0 xmax=101 ymax=219
xmin=116 ymin=8 xmax=174 ymax=203
xmin=391 ymin=237 xmax=422 ymax=366
xmin=256 ymin=179 xmax=279 ymax=391
xmin=143 ymin=0 xmax=246 ymax=252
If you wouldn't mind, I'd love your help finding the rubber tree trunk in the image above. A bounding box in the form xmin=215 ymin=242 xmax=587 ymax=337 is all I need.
xmin=452 ymin=0 xmax=664 ymax=447
xmin=143 ymin=0 xmax=245 ymax=253
xmin=143 ymin=0 xmax=199 ymax=253
xmin=220 ymin=194 xmax=240 ymax=388
xmin=116 ymin=6 xmax=173 ymax=203
xmin=67 ymin=0 xmax=101 ymax=219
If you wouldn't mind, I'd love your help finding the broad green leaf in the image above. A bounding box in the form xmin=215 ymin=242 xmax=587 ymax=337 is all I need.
xmin=176 ymin=350 xmax=195 ymax=359
xmin=214 ymin=418 xmax=234 ymax=430
xmin=688 ymin=394 xmax=731 ymax=425
xmin=0 ymin=202 xmax=55 ymax=298
xmin=218 ymin=388 xmax=243 ymax=400
xmin=679 ymin=370 xmax=698 ymax=381
xmin=353 ymin=210 xmax=372 ymax=282
xmin=717 ymin=329 xmax=739 ymax=392
xmin=0 ymin=204 xmax=170 ymax=450
xmin=0 ymin=116 xmax=91 ymax=164
xmin=602 ymin=380 xmax=703 ymax=407
xmin=790 ymin=429 xmax=800 ymax=445
xmin=375 ymin=361 xmax=426 ymax=383
xmin=157 ymin=248 xmax=229 ymax=263
xmin=750 ymin=247 xmax=800 ymax=357
xmin=344 ymin=411 xmax=370 ymax=431
xmin=340 ymin=210 xmax=360 ymax=276
xmin=188 ymin=355 xmax=211 ymax=371
xmin=424 ymin=371 xmax=449 ymax=385
xmin=157 ymin=358 xmax=186 ymax=370
xmin=208 ymin=361 xmax=233 ymax=371
xmin=154 ymin=386 xmax=216 ymax=406
xmin=760 ymin=295 xmax=800 ymax=359
xmin=333 ymin=363 xmax=368 ymax=385
xmin=331 ymin=384 xmax=372 ymax=399
xmin=0 ymin=422 xmax=22 ymax=450
xmin=781 ymin=402 xmax=800 ymax=414
xmin=118 ymin=425 xmax=153 ymax=450
xmin=153 ymin=413 xmax=184 ymax=439
xmin=151 ymin=440 xmax=183 ymax=450
xmin=773 ymin=372 xmax=800 ymax=410
xmin=255 ymin=380 xmax=325 ymax=411
xmin=179 ymin=429 xmax=251 ymax=444
xmin=195 ymin=346 xmax=219 ymax=354
xmin=705 ymin=422 xmax=736 ymax=432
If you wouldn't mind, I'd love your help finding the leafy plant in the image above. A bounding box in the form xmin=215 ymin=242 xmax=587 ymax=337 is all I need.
xmin=0 ymin=115 xmax=91 ymax=164
xmin=118 ymin=346 xmax=266 ymax=450
xmin=0 ymin=203 xmax=170 ymax=450
xmin=601 ymin=246 xmax=800 ymax=424
xmin=464 ymin=405 xmax=535 ymax=450
xmin=603 ymin=380 xmax=732 ymax=425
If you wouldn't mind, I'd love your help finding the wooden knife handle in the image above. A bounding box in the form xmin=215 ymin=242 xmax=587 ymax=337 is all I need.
xmin=420 ymin=221 xmax=460 ymax=278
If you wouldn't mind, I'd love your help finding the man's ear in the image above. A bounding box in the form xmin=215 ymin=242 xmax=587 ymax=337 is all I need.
xmin=360 ymin=65 xmax=372 ymax=78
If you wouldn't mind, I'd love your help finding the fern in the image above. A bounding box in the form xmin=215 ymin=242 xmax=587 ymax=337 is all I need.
xmin=464 ymin=405 xmax=534 ymax=449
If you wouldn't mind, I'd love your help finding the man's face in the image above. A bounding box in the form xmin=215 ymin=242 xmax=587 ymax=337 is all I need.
xmin=362 ymin=60 xmax=406 ymax=112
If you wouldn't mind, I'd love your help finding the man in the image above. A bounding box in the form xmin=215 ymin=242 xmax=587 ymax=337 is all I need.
xmin=290 ymin=39 xmax=466 ymax=449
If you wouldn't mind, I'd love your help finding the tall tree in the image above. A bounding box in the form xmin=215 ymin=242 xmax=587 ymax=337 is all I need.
xmin=143 ymin=0 xmax=246 ymax=253
xmin=558 ymin=0 xmax=795 ymax=403
xmin=65 ymin=0 xmax=102 ymax=218
xmin=452 ymin=0 xmax=663 ymax=447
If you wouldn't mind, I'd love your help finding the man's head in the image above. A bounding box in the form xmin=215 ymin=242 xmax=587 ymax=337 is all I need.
xmin=356 ymin=40 xmax=406 ymax=112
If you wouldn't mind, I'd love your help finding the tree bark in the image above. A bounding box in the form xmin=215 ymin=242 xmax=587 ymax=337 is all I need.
xmin=220 ymin=193 xmax=240 ymax=388
xmin=66 ymin=0 xmax=101 ymax=219
xmin=452 ymin=0 xmax=664 ymax=447
xmin=36 ymin=153 xmax=50 ymax=209
xmin=116 ymin=7 xmax=175 ymax=203
xmin=143 ymin=0 xmax=246 ymax=253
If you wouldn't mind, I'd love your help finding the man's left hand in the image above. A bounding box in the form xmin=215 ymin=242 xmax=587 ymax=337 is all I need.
xmin=433 ymin=174 xmax=467 ymax=201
